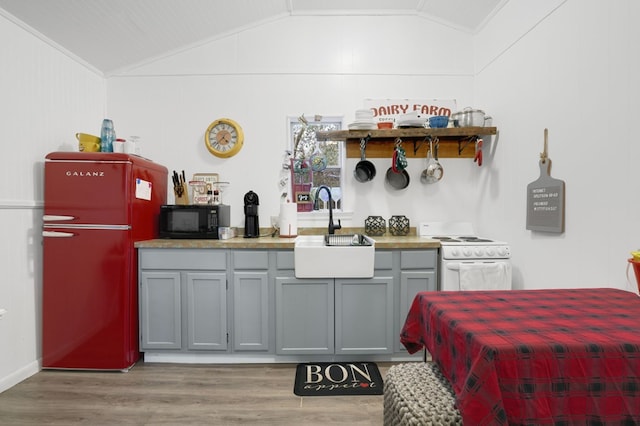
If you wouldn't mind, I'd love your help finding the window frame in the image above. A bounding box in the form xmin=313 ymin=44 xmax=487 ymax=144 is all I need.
xmin=287 ymin=114 xmax=346 ymax=214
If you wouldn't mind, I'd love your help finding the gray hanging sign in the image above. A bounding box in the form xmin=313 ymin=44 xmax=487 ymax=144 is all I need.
xmin=526 ymin=129 xmax=565 ymax=233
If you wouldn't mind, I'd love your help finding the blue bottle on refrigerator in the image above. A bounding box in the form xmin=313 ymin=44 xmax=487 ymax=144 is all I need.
xmin=100 ymin=119 xmax=115 ymax=152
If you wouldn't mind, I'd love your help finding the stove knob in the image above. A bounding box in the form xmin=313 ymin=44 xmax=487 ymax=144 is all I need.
xmin=474 ymin=248 xmax=484 ymax=257
xmin=462 ymin=247 xmax=472 ymax=257
xmin=497 ymin=247 xmax=509 ymax=257
xmin=486 ymin=247 xmax=495 ymax=256
xmin=450 ymin=248 xmax=460 ymax=257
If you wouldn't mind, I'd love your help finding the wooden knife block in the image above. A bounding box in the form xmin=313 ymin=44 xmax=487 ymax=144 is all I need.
xmin=174 ymin=183 xmax=189 ymax=205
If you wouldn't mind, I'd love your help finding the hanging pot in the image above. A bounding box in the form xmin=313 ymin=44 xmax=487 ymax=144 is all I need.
xmin=354 ymin=137 xmax=376 ymax=182
xmin=421 ymin=139 xmax=443 ymax=184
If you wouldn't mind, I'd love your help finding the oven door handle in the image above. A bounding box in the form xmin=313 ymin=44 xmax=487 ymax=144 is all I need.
xmin=446 ymin=261 xmax=502 ymax=271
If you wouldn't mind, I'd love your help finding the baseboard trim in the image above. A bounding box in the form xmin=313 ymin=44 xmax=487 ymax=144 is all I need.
xmin=142 ymin=352 xmax=422 ymax=364
xmin=0 ymin=360 xmax=40 ymax=393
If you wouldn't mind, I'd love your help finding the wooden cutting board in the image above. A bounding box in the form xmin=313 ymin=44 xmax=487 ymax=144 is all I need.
xmin=526 ymin=158 xmax=565 ymax=233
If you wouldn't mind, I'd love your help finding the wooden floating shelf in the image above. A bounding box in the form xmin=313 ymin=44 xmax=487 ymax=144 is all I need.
xmin=316 ymin=127 xmax=497 ymax=159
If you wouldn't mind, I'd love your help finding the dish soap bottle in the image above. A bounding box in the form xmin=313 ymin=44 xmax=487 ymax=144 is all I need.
xmin=100 ymin=119 xmax=115 ymax=152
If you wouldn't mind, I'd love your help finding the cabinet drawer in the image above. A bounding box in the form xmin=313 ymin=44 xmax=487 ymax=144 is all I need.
xmin=233 ymin=250 xmax=269 ymax=270
xmin=374 ymin=251 xmax=393 ymax=270
xmin=139 ymin=249 xmax=227 ymax=270
xmin=400 ymin=250 xmax=437 ymax=269
xmin=276 ymin=251 xmax=295 ymax=270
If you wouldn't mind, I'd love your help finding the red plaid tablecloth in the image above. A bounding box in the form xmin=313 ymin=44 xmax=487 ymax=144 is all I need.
xmin=400 ymin=288 xmax=640 ymax=425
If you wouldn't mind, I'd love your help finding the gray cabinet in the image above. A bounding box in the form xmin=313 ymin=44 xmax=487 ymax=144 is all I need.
xmin=232 ymin=272 xmax=269 ymax=351
xmin=274 ymin=251 xmax=334 ymax=355
xmin=275 ymin=250 xmax=395 ymax=355
xmin=275 ymin=277 xmax=334 ymax=355
xmin=140 ymin=271 xmax=181 ymax=349
xmin=335 ymin=276 xmax=394 ymax=354
xmin=186 ymin=272 xmax=227 ymax=350
xmin=138 ymin=246 xmax=438 ymax=361
xmin=139 ymin=249 xmax=228 ymax=352
xmin=231 ymin=250 xmax=271 ymax=352
xmin=396 ymin=250 xmax=437 ymax=353
xmin=335 ymin=250 xmax=395 ymax=354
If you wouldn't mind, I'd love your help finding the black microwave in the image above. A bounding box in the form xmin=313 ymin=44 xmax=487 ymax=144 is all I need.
xmin=159 ymin=204 xmax=230 ymax=239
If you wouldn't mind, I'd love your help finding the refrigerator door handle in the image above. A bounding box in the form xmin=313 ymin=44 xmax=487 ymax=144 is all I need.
xmin=43 ymin=230 xmax=75 ymax=238
xmin=43 ymin=215 xmax=75 ymax=222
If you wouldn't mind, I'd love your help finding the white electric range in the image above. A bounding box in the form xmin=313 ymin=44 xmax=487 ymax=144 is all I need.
xmin=419 ymin=222 xmax=512 ymax=291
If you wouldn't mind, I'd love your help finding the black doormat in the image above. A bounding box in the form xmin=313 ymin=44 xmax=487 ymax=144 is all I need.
xmin=294 ymin=362 xmax=383 ymax=396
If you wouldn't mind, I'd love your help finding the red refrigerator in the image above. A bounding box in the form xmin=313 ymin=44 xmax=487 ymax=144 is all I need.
xmin=42 ymin=152 xmax=167 ymax=370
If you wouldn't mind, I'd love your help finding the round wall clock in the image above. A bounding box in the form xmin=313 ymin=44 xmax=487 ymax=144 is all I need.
xmin=205 ymin=118 xmax=244 ymax=158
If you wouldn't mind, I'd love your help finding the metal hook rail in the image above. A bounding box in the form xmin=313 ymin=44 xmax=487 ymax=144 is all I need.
xmin=413 ymin=134 xmax=480 ymax=157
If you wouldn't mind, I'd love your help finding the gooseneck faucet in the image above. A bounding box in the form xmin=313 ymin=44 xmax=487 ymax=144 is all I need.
xmin=314 ymin=185 xmax=342 ymax=235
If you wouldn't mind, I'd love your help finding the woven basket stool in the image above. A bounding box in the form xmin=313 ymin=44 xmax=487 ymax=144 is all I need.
xmin=383 ymin=362 xmax=462 ymax=426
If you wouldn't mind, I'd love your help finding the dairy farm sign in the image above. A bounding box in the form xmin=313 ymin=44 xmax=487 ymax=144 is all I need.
xmin=364 ymin=99 xmax=457 ymax=123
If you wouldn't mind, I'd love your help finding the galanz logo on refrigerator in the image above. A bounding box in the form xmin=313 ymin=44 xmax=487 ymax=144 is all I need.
xmin=65 ymin=170 xmax=105 ymax=177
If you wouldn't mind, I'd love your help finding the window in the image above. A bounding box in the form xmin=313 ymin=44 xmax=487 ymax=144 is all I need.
xmin=287 ymin=115 xmax=344 ymax=212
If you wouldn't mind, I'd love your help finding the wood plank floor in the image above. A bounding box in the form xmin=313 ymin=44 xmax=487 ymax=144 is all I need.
xmin=0 ymin=361 xmax=396 ymax=425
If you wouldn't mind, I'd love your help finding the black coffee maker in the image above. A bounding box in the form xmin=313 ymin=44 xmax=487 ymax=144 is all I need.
xmin=243 ymin=190 xmax=260 ymax=238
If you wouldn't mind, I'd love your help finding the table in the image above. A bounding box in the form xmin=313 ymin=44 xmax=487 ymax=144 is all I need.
xmin=400 ymin=288 xmax=640 ymax=425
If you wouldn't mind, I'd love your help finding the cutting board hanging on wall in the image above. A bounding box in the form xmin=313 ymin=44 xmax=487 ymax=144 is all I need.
xmin=526 ymin=129 xmax=565 ymax=233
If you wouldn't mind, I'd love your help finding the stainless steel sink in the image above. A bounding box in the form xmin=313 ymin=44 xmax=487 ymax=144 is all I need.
xmin=294 ymin=234 xmax=375 ymax=278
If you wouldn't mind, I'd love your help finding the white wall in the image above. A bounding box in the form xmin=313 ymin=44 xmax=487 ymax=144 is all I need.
xmin=0 ymin=12 xmax=105 ymax=392
xmin=107 ymin=15 xmax=477 ymax=228
xmin=473 ymin=0 xmax=640 ymax=292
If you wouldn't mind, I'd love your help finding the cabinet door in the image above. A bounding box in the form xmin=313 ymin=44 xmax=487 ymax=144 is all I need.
xmin=275 ymin=277 xmax=334 ymax=355
xmin=139 ymin=271 xmax=181 ymax=350
xmin=397 ymin=270 xmax=436 ymax=352
xmin=335 ymin=276 xmax=394 ymax=355
xmin=232 ymin=271 xmax=269 ymax=351
xmin=399 ymin=270 xmax=437 ymax=321
xmin=186 ymin=272 xmax=227 ymax=351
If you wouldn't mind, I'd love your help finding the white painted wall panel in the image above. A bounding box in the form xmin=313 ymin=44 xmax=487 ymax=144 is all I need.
xmin=473 ymin=0 xmax=567 ymax=74
xmin=125 ymin=15 xmax=474 ymax=76
xmin=0 ymin=17 xmax=105 ymax=204
xmin=108 ymin=15 xmax=476 ymax=226
xmin=109 ymin=72 xmax=474 ymax=227
xmin=474 ymin=0 xmax=640 ymax=292
xmin=0 ymin=12 xmax=105 ymax=392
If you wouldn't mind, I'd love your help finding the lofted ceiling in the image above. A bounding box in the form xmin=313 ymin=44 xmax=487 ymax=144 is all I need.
xmin=0 ymin=0 xmax=503 ymax=76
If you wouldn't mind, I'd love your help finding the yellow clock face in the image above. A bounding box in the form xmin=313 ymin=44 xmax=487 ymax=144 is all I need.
xmin=205 ymin=118 xmax=244 ymax=158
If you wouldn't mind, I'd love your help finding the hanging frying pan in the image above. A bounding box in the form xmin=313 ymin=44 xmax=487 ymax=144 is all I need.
xmin=386 ymin=140 xmax=410 ymax=189
xmin=386 ymin=167 xmax=410 ymax=189
xmin=354 ymin=136 xmax=376 ymax=182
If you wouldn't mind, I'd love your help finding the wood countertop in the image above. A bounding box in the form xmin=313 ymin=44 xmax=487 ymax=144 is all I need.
xmin=135 ymin=227 xmax=440 ymax=250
